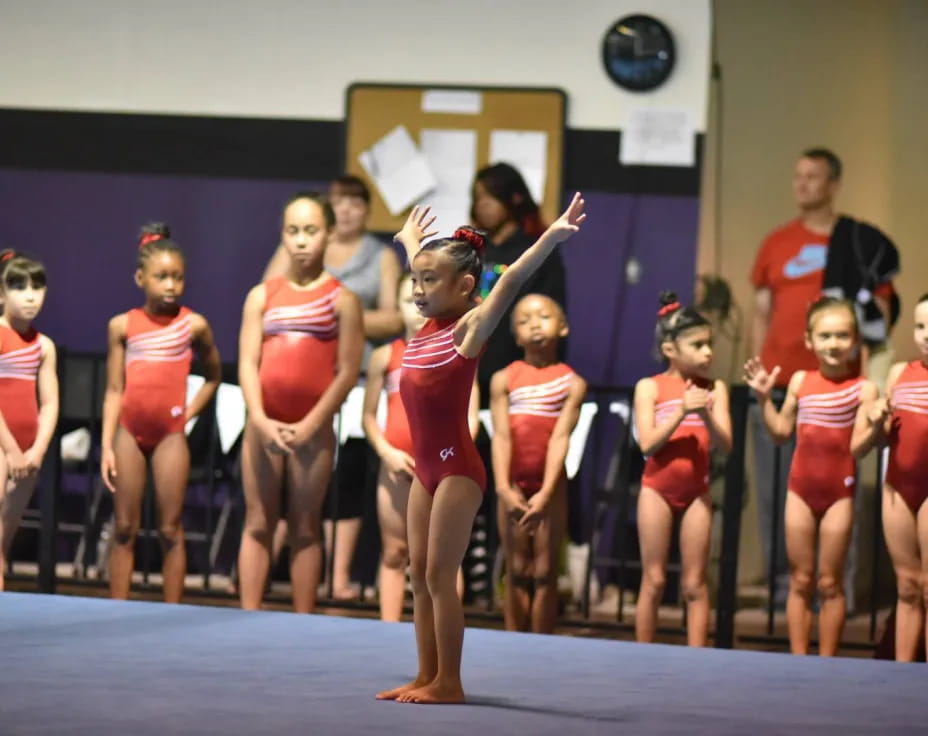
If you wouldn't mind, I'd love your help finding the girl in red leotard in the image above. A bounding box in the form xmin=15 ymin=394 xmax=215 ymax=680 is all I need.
xmin=237 ymin=192 xmax=363 ymax=614
xmin=376 ymin=194 xmax=585 ymax=705
xmin=490 ymin=293 xmax=586 ymax=634
xmin=363 ymin=271 xmax=479 ymax=622
xmin=745 ymin=296 xmax=886 ymax=655
xmin=102 ymin=224 xmax=221 ymax=603
xmin=0 ymin=251 xmax=58 ymax=592
xmin=633 ymin=291 xmax=733 ymax=647
xmin=881 ymin=293 xmax=928 ymax=661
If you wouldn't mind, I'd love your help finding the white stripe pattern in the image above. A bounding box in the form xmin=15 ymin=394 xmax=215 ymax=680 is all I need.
xmin=797 ymin=381 xmax=861 ymax=429
xmin=510 ymin=373 xmax=573 ymax=418
xmin=263 ymin=287 xmax=340 ymax=340
xmin=655 ymin=398 xmax=707 ymax=429
xmin=402 ymin=323 xmax=459 ymax=370
xmin=126 ymin=316 xmax=192 ymax=366
xmin=893 ymin=380 xmax=928 ymax=416
xmin=0 ymin=340 xmax=42 ymax=381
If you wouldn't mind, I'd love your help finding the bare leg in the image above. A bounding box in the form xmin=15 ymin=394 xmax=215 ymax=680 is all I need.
xmin=817 ymin=497 xmax=853 ymax=656
xmin=635 ymin=486 xmax=674 ymax=643
xmin=238 ymin=422 xmax=284 ymax=610
xmin=784 ymin=491 xmax=818 ymax=655
xmin=679 ymin=492 xmax=713 ymax=647
xmin=150 ymin=433 xmax=189 ymax=603
xmin=109 ymin=427 xmax=148 ymax=599
xmin=530 ymin=478 xmax=567 ymax=634
xmin=498 ymin=496 xmax=532 ymax=632
xmin=330 ymin=518 xmax=362 ymax=599
xmin=0 ymin=453 xmax=40 ymax=591
xmin=377 ymin=478 xmax=435 ymax=700
xmin=399 ymin=476 xmax=482 ymax=705
xmin=882 ymin=484 xmax=923 ymax=662
xmin=272 ymin=518 xmax=288 ymax=567
xmin=918 ymin=502 xmax=928 ymax=661
xmin=377 ymin=467 xmax=411 ymax=622
xmin=286 ymin=428 xmax=334 ymax=614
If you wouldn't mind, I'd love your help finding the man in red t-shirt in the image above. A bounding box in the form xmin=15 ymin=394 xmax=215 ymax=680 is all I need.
xmin=749 ymin=148 xmax=894 ymax=608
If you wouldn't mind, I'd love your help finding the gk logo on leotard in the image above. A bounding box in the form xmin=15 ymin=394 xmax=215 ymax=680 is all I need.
xmin=440 ymin=447 xmax=455 ymax=462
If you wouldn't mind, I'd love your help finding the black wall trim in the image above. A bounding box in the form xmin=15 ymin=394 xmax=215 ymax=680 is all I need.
xmin=0 ymin=108 xmax=700 ymax=196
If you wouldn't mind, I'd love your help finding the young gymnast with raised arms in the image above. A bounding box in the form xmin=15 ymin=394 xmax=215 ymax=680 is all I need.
xmin=362 ymin=271 xmax=479 ymax=622
xmin=376 ymin=192 xmax=585 ymax=705
xmin=0 ymin=251 xmax=58 ymax=591
xmin=102 ymin=224 xmax=221 ymax=602
xmin=489 ymin=293 xmax=585 ymax=634
xmin=744 ymin=296 xmax=885 ymax=655
xmin=237 ymin=192 xmax=363 ymax=613
xmin=633 ymin=292 xmax=732 ymax=646
xmin=881 ymin=293 xmax=928 ymax=661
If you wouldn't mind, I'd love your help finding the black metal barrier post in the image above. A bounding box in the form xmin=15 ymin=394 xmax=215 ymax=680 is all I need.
xmin=716 ymin=384 xmax=749 ymax=649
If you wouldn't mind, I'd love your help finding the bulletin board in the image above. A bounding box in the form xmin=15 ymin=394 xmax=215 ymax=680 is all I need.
xmin=344 ymin=83 xmax=566 ymax=234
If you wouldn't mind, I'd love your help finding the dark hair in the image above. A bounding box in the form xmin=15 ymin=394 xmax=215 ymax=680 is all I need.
xmin=418 ymin=226 xmax=486 ymax=297
xmin=281 ymin=190 xmax=335 ymax=229
xmin=329 ymin=175 xmax=370 ymax=204
xmin=0 ymin=250 xmax=47 ymax=291
xmin=917 ymin=293 xmax=928 ymax=306
xmin=511 ymin=293 xmax=567 ymax=331
xmin=137 ymin=222 xmax=184 ymax=270
xmin=656 ymin=290 xmax=710 ymax=344
xmin=471 ymin=163 xmax=545 ymax=238
xmin=801 ymin=147 xmax=842 ymax=181
xmin=806 ymin=295 xmax=858 ymax=333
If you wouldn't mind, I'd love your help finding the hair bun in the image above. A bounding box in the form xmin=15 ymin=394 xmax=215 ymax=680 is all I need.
xmin=657 ymin=290 xmax=681 ymax=317
xmin=453 ymin=227 xmax=486 ymax=255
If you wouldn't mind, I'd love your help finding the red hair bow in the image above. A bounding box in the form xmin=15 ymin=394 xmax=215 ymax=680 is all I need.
xmin=0 ymin=251 xmax=15 ymax=262
xmin=453 ymin=228 xmax=486 ymax=255
xmin=138 ymin=232 xmax=164 ymax=249
xmin=657 ymin=301 xmax=680 ymax=317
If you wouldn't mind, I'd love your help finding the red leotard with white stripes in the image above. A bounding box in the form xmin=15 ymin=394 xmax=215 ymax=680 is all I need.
xmin=0 ymin=325 xmax=43 ymax=451
xmin=640 ymin=373 xmax=712 ymax=513
xmin=788 ymin=371 xmax=863 ymax=517
xmin=383 ymin=338 xmax=413 ymax=456
xmin=886 ymin=361 xmax=928 ymax=513
xmin=399 ymin=317 xmax=485 ymax=496
xmin=259 ymin=275 xmax=341 ymax=423
xmin=506 ymin=360 xmax=574 ymax=497
xmin=120 ymin=307 xmax=193 ymax=453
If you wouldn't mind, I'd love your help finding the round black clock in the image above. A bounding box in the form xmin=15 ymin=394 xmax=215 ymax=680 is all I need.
xmin=602 ymin=15 xmax=676 ymax=92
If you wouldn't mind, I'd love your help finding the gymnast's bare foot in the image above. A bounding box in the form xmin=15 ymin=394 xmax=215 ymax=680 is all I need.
xmin=396 ymin=678 xmax=465 ymax=704
xmin=376 ymin=677 xmax=432 ymax=701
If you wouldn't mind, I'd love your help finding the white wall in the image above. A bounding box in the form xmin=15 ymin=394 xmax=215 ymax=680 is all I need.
xmin=0 ymin=0 xmax=710 ymax=130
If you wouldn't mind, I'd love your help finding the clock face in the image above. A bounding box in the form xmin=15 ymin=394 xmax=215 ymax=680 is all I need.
xmin=602 ymin=14 xmax=676 ymax=92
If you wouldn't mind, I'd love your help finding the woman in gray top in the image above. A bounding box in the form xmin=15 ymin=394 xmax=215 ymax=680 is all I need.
xmin=263 ymin=176 xmax=402 ymax=599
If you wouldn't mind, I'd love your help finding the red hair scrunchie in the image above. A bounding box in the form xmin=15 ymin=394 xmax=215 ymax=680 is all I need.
xmin=657 ymin=301 xmax=681 ymax=317
xmin=453 ymin=228 xmax=486 ymax=255
xmin=138 ymin=232 xmax=164 ymax=249
xmin=0 ymin=250 xmax=15 ymax=263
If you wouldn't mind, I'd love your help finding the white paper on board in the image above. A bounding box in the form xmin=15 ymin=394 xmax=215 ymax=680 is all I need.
xmin=488 ymin=130 xmax=548 ymax=205
xmin=421 ymin=89 xmax=483 ymax=115
xmin=417 ymin=128 xmax=477 ymax=233
xmin=619 ymin=108 xmax=695 ymax=167
xmin=358 ymin=125 xmax=437 ymax=215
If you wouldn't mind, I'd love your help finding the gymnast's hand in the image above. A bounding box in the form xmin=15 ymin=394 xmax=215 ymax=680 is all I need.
xmin=682 ymin=380 xmax=711 ymax=415
xmin=382 ymin=446 xmax=415 ymax=481
xmin=396 ymin=205 xmax=439 ymax=246
xmin=101 ymin=447 xmax=118 ymax=492
xmin=743 ymin=357 xmax=780 ymax=401
xmin=546 ymin=192 xmax=586 ymax=245
xmin=867 ymin=396 xmax=891 ymax=426
xmin=256 ymin=416 xmax=294 ymax=455
xmin=518 ymin=493 xmax=548 ymax=531
xmin=500 ymin=485 xmax=529 ymax=521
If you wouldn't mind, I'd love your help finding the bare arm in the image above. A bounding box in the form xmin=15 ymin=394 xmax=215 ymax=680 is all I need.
xmin=704 ymin=379 xmax=733 ymax=454
xmin=535 ymin=375 xmax=587 ymax=503
xmin=458 ymin=194 xmax=585 ymax=358
xmin=290 ymin=288 xmax=364 ymax=441
xmin=361 ymin=344 xmax=392 ymax=457
xmin=634 ymin=377 xmax=685 ymax=456
xmin=752 ymin=288 xmax=771 ymax=358
xmin=100 ymin=314 xmax=127 ymax=491
xmin=468 ymin=378 xmax=480 ymax=441
xmin=881 ymin=361 xmax=907 ymax=439
xmin=760 ymin=371 xmax=801 ymax=443
xmin=25 ymin=336 xmax=60 ymax=470
xmin=238 ymin=285 xmax=268 ymax=420
xmin=362 ymin=248 xmax=404 ymax=340
xmin=262 ymin=244 xmax=288 ymax=281
xmin=489 ymin=368 xmax=526 ymax=514
xmin=186 ymin=314 xmax=221 ymax=422
xmin=851 ymin=380 xmax=888 ymax=458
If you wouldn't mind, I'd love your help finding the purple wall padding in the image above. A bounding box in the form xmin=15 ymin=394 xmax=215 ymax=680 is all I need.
xmin=0 ymin=170 xmax=698 ymax=387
